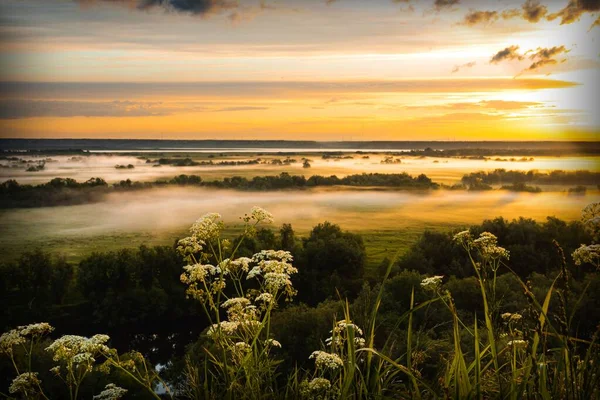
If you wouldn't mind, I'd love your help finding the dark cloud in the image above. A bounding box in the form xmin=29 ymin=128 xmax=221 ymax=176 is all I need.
xmin=548 ymin=0 xmax=600 ymax=25
xmin=451 ymin=61 xmax=476 ymax=73
xmin=521 ymin=0 xmax=547 ymax=22
xmin=462 ymin=10 xmax=498 ymax=26
xmin=490 ymin=46 xmax=524 ymax=64
xmin=0 ymin=100 xmax=168 ymax=119
xmin=76 ymin=0 xmax=237 ymax=16
xmin=434 ymin=0 xmax=460 ymax=11
xmin=527 ymin=45 xmax=569 ymax=71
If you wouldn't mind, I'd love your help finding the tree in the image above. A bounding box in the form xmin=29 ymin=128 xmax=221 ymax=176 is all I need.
xmin=296 ymin=222 xmax=366 ymax=305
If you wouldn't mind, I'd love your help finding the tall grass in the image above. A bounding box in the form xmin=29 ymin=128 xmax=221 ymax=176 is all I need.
xmin=1 ymin=204 xmax=599 ymax=399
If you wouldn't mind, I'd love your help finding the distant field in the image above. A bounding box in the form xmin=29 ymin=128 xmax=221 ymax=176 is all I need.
xmin=2 ymin=152 xmax=598 ymax=186
xmin=1 ymin=186 xmax=596 ymax=274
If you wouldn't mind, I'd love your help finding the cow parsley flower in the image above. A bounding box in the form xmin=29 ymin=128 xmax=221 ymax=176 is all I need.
xmin=255 ymin=292 xmax=274 ymax=304
xmin=501 ymin=312 xmax=522 ymax=322
xmin=45 ymin=334 xmax=110 ymax=364
xmin=265 ymin=339 xmax=281 ymax=348
xmin=309 ymin=351 xmax=344 ymax=370
xmin=507 ymin=339 xmax=527 ymax=349
xmin=190 ymin=213 xmax=224 ymax=242
xmin=19 ymin=323 xmax=54 ymax=337
xmin=9 ymin=372 xmax=40 ymax=395
xmin=453 ymin=230 xmax=473 ymax=248
xmin=572 ymin=244 xmax=600 ymax=269
xmin=250 ymin=206 xmax=274 ymax=224
xmin=93 ymin=383 xmax=128 ymax=400
xmin=0 ymin=329 xmax=26 ymax=355
xmin=420 ymin=275 xmax=444 ymax=291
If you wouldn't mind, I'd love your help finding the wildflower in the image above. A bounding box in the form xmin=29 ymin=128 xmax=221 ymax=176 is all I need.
xmin=507 ymin=339 xmax=527 ymax=349
xmin=300 ymin=377 xmax=333 ymax=396
xmin=255 ymin=292 xmax=274 ymax=304
xmin=19 ymin=322 xmax=54 ymax=337
xmin=265 ymin=339 xmax=281 ymax=348
xmin=501 ymin=312 xmax=522 ymax=322
xmin=453 ymin=230 xmax=473 ymax=247
xmin=176 ymin=236 xmax=204 ymax=260
xmin=420 ymin=275 xmax=444 ymax=291
xmin=247 ymin=266 xmax=262 ymax=280
xmin=50 ymin=366 xmax=61 ymax=375
xmin=9 ymin=372 xmax=41 ymax=395
xmin=250 ymin=206 xmax=274 ymax=224
xmin=309 ymin=351 xmax=344 ymax=370
xmin=572 ymin=244 xmax=600 ymax=269
xmin=93 ymin=383 xmax=128 ymax=400
xmin=45 ymin=334 xmax=110 ymax=364
xmin=234 ymin=342 xmax=251 ymax=352
xmin=207 ymin=321 xmax=240 ymax=338
xmin=228 ymin=257 xmax=252 ymax=274
xmin=0 ymin=329 xmax=26 ymax=355
xmin=190 ymin=213 xmax=224 ymax=242
xmin=334 ymin=320 xmax=364 ymax=336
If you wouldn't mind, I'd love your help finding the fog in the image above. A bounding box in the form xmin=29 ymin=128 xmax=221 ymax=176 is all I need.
xmin=1 ymin=187 xmax=597 ymax=261
xmin=1 ymin=154 xmax=598 ymax=185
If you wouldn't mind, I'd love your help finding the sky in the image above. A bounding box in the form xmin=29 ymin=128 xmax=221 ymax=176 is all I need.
xmin=0 ymin=0 xmax=599 ymax=141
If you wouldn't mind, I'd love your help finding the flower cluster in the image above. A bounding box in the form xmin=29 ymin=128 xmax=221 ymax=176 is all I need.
xmin=326 ymin=320 xmax=366 ymax=348
xmin=46 ymin=334 xmax=111 ymax=374
xmin=507 ymin=339 xmax=527 ymax=349
xmin=249 ymin=206 xmax=275 ymax=224
xmin=248 ymin=250 xmax=298 ymax=299
xmin=9 ymin=372 xmax=41 ymax=396
xmin=0 ymin=322 xmax=54 ymax=355
xmin=420 ymin=275 xmax=444 ymax=292
xmin=501 ymin=312 xmax=523 ymax=323
xmin=300 ymin=377 xmax=339 ymax=400
xmin=453 ymin=230 xmax=473 ymax=248
xmin=582 ymin=202 xmax=600 ymax=241
xmin=93 ymin=383 xmax=128 ymax=400
xmin=572 ymin=244 xmax=600 ymax=269
xmin=473 ymin=232 xmax=510 ymax=260
xmin=310 ymin=351 xmax=344 ymax=370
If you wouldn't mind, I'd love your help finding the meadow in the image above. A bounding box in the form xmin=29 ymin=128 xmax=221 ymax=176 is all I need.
xmin=1 ymin=145 xmax=599 ymax=399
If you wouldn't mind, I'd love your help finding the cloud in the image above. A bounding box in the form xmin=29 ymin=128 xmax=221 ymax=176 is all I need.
xmin=548 ymin=0 xmax=600 ymax=25
xmin=403 ymin=100 xmax=542 ymax=111
xmin=0 ymin=79 xmax=578 ymax=102
xmin=461 ymin=10 xmax=498 ymax=26
xmin=501 ymin=8 xmax=521 ymax=19
xmin=0 ymin=100 xmax=168 ymax=119
xmin=451 ymin=61 xmax=476 ymax=73
xmin=434 ymin=0 xmax=460 ymax=11
xmin=526 ymin=45 xmax=569 ymax=71
xmin=76 ymin=0 xmax=238 ymax=17
xmin=521 ymin=0 xmax=547 ymax=22
xmin=214 ymin=106 xmax=269 ymax=112
xmin=490 ymin=46 xmax=524 ymax=64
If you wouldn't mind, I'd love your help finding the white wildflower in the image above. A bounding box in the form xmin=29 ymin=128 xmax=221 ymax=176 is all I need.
xmin=453 ymin=230 xmax=473 ymax=247
xmin=309 ymin=351 xmax=344 ymax=370
xmin=45 ymin=334 xmax=110 ymax=364
xmin=507 ymin=339 xmax=527 ymax=349
xmin=19 ymin=322 xmax=54 ymax=337
xmin=0 ymin=329 xmax=26 ymax=354
xmin=420 ymin=275 xmax=444 ymax=291
xmin=250 ymin=206 xmax=274 ymax=224
xmin=9 ymin=372 xmax=40 ymax=395
xmin=228 ymin=257 xmax=252 ymax=273
xmin=190 ymin=213 xmax=224 ymax=242
xmin=93 ymin=383 xmax=128 ymax=400
xmin=255 ymin=292 xmax=274 ymax=304
xmin=247 ymin=266 xmax=262 ymax=280
xmin=265 ymin=339 xmax=281 ymax=348
xmin=572 ymin=244 xmax=600 ymax=269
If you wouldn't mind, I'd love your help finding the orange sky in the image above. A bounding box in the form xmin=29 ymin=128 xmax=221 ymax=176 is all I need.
xmin=0 ymin=0 xmax=599 ymax=140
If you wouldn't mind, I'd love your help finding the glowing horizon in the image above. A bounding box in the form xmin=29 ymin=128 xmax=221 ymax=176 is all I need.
xmin=0 ymin=0 xmax=599 ymax=141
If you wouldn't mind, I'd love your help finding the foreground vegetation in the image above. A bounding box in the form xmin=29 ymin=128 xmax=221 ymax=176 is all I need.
xmin=1 ymin=202 xmax=599 ymax=399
